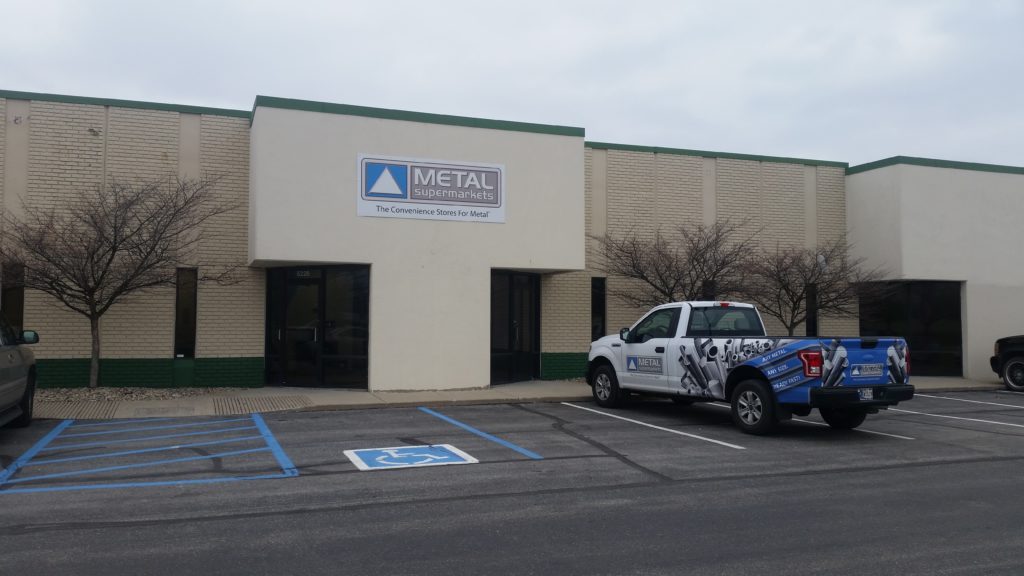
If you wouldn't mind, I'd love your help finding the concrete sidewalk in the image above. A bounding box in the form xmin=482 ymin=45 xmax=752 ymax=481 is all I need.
xmin=34 ymin=376 xmax=1003 ymax=420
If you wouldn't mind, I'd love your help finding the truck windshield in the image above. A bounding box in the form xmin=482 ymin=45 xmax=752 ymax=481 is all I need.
xmin=687 ymin=307 xmax=765 ymax=337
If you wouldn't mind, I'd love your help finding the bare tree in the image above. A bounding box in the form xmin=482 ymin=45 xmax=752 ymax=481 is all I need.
xmin=592 ymin=221 xmax=758 ymax=309
xmin=1 ymin=176 xmax=237 ymax=388
xmin=744 ymin=238 xmax=888 ymax=336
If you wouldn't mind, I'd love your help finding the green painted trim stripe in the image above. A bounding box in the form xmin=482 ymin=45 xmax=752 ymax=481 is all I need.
xmin=0 ymin=89 xmax=251 ymax=119
xmin=252 ymin=95 xmax=585 ymax=137
xmin=846 ymin=155 xmax=1024 ymax=176
xmin=540 ymin=352 xmax=589 ymax=380
xmin=36 ymin=357 xmax=264 ymax=388
xmin=585 ymin=141 xmax=848 ymax=168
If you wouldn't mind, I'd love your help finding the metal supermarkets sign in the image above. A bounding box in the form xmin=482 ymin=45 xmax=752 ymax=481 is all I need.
xmin=358 ymin=155 xmax=505 ymax=223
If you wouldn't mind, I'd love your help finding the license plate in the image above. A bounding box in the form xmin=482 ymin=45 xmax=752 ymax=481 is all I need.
xmin=858 ymin=388 xmax=874 ymax=400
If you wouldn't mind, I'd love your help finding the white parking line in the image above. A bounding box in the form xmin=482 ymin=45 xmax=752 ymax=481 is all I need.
xmin=561 ymin=403 xmax=745 ymax=450
xmin=916 ymin=393 xmax=1024 ymax=409
xmin=790 ymin=418 xmax=916 ymax=440
xmin=705 ymin=402 xmax=914 ymax=440
xmin=890 ymin=408 xmax=1024 ymax=429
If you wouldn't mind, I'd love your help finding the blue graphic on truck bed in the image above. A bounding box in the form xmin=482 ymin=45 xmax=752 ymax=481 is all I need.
xmin=677 ymin=337 xmax=909 ymax=402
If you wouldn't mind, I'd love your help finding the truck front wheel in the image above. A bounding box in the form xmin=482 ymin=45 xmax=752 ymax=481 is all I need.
xmin=592 ymin=365 xmax=625 ymax=408
xmin=731 ymin=379 xmax=777 ymax=435
xmin=820 ymin=408 xmax=867 ymax=430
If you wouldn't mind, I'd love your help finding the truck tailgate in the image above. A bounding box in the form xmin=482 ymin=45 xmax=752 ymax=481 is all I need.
xmin=821 ymin=337 xmax=909 ymax=388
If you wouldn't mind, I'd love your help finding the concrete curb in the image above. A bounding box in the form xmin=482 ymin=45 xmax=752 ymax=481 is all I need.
xmin=295 ymin=395 xmax=595 ymax=413
xmin=32 ymin=379 xmax=1009 ymax=421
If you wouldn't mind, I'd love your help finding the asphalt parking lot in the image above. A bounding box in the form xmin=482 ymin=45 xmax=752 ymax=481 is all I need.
xmin=1 ymin=390 xmax=1023 ymax=575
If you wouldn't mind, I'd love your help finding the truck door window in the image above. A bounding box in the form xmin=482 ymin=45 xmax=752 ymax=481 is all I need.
xmin=631 ymin=308 xmax=681 ymax=343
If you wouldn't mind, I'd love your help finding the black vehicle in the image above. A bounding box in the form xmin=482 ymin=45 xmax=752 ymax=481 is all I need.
xmin=0 ymin=318 xmax=39 ymax=429
xmin=991 ymin=336 xmax=1024 ymax=392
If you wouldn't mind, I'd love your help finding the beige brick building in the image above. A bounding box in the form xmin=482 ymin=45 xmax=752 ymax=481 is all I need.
xmin=8 ymin=88 xmax=1000 ymax=389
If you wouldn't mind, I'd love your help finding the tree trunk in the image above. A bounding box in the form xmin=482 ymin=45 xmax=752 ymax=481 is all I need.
xmin=89 ymin=315 xmax=101 ymax=389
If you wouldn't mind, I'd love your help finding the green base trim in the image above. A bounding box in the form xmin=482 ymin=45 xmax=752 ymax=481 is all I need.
xmin=37 ymin=357 xmax=265 ymax=388
xmin=540 ymin=352 xmax=589 ymax=380
xmin=194 ymin=357 xmax=264 ymax=388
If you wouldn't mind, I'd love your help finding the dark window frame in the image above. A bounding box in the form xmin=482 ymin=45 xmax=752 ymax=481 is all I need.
xmin=591 ymin=277 xmax=607 ymax=342
xmin=174 ymin=267 xmax=198 ymax=358
xmin=1 ymin=262 xmax=25 ymax=335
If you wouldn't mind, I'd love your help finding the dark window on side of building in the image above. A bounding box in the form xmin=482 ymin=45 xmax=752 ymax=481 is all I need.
xmin=859 ymin=281 xmax=963 ymax=376
xmin=1 ymin=263 xmax=25 ymax=334
xmin=591 ymin=277 xmax=606 ymax=341
xmin=700 ymin=280 xmax=717 ymax=301
xmin=175 ymin=268 xmax=198 ymax=358
xmin=805 ymin=283 xmax=819 ymax=337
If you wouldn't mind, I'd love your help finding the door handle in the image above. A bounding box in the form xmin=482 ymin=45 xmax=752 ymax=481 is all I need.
xmin=655 ymin=347 xmax=665 ymax=353
xmin=313 ymin=327 xmax=318 ymax=343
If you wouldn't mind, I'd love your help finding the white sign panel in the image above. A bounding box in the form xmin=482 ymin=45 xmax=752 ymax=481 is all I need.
xmin=357 ymin=154 xmax=505 ymax=223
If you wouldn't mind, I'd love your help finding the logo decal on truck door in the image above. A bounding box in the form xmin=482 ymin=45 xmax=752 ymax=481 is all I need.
xmin=626 ymin=356 xmax=663 ymax=374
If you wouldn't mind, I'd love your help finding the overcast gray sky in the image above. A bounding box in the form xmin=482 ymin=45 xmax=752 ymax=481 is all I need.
xmin=2 ymin=0 xmax=1021 ymax=166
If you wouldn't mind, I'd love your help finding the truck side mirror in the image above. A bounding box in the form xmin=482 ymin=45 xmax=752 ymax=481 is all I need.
xmin=619 ymin=328 xmax=630 ymax=342
xmin=20 ymin=330 xmax=39 ymax=345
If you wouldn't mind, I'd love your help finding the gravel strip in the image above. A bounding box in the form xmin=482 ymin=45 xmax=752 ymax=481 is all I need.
xmin=36 ymin=387 xmax=254 ymax=402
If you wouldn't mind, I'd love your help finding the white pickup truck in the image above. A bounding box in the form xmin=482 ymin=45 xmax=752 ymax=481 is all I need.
xmin=586 ymin=301 xmax=913 ymax=434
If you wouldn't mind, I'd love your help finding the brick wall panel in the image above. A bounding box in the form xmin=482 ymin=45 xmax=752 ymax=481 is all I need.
xmin=816 ymin=166 xmax=847 ymax=244
xmin=27 ymin=101 xmax=105 ymax=212
xmin=196 ymin=116 xmax=263 ymax=358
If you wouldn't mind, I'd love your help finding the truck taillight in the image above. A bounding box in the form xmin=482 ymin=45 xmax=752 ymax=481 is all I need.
xmin=798 ymin=350 xmax=823 ymax=377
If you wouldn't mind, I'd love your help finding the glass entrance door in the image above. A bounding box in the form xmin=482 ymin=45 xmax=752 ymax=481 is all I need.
xmin=284 ymin=275 xmax=320 ymax=385
xmin=266 ymin=266 xmax=370 ymax=388
xmin=491 ymin=271 xmax=540 ymax=384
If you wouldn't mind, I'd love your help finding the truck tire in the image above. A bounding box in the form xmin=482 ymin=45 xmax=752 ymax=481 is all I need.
xmin=592 ymin=365 xmax=625 ymax=408
xmin=819 ymin=407 xmax=867 ymax=430
xmin=10 ymin=373 xmax=35 ymax=428
xmin=730 ymin=379 xmax=777 ymax=435
xmin=1001 ymin=356 xmax=1024 ymax=392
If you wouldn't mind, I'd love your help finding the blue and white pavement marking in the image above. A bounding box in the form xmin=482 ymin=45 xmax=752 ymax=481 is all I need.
xmin=0 ymin=414 xmax=297 ymax=494
xmin=344 ymin=444 xmax=478 ymax=471
xmin=418 ymin=406 xmax=543 ymax=460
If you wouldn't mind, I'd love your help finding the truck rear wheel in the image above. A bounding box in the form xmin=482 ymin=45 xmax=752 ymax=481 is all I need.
xmin=1001 ymin=357 xmax=1024 ymax=392
xmin=819 ymin=407 xmax=867 ymax=430
xmin=592 ymin=365 xmax=625 ymax=408
xmin=730 ymin=379 xmax=777 ymax=435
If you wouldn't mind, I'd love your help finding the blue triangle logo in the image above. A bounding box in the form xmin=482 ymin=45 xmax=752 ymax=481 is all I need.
xmin=365 ymin=163 xmax=408 ymax=198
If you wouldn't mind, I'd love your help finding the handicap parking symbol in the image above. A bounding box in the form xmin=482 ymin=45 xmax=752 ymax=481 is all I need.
xmin=344 ymin=444 xmax=478 ymax=471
